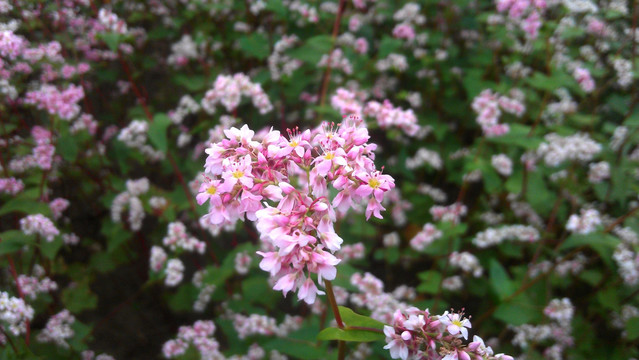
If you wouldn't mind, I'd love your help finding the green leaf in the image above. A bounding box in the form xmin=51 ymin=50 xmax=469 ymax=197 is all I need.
xmin=560 ymin=233 xmax=620 ymax=266
xmin=148 ymin=114 xmax=172 ymax=153
xmin=57 ymin=132 xmax=79 ymax=162
xmin=100 ymin=32 xmax=123 ymax=52
xmin=378 ymin=36 xmax=402 ymax=58
xmin=40 ymin=236 xmax=63 ymax=259
xmin=627 ymin=317 xmax=639 ymax=340
xmin=317 ymin=327 xmax=384 ymax=342
xmin=485 ymin=124 xmax=542 ymax=149
xmin=238 ymin=33 xmax=270 ymax=60
xmin=264 ymin=338 xmax=327 ymax=359
xmin=494 ymin=301 xmax=539 ymax=326
xmin=417 ymin=270 xmax=442 ymax=294
xmin=490 ymin=259 xmax=514 ymax=300
xmin=0 ymin=230 xmax=35 ymax=255
xmin=596 ymin=286 xmax=619 ymax=310
xmin=338 ymin=306 xmax=385 ymax=329
xmin=0 ymin=197 xmax=52 ymax=217
xmin=61 ymin=282 xmax=98 ymax=313
xmin=287 ymin=35 xmax=333 ymax=63
xmin=172 ymin=74 xmax=208 ymax=91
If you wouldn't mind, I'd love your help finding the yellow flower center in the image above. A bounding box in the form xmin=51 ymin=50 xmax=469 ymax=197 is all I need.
xmin=232 ymin=170 xmax=244 ymax=179
xmin=368 ymin=178 xmax=381 ymax=189
xmin=289 ymin=140 xmax=299 ymax=147
xmin=452 ymin=319 xmax=463 ymax=327
xmin=206 ymin=186 xmax=217 ymax=195
xmin=324 ymin=152 xmax=334 ymax=160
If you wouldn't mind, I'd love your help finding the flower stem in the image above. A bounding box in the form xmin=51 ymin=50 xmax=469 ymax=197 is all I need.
xmin=324 ymin=279 xmax=346 ymax=360
xmin=324 ymin=280 xmax=344 ymax=328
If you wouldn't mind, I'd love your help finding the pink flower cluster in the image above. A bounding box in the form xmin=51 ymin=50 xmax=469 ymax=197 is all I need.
xmin=0 ymin=177 xmax=24 ymax=195
xmin=20 ymin=214 xmax=60 ymax=242
xmin=17 ymin=265 xmax=58 ymax=300
xmin=24 ymin=84 xmax=85 ymax=121
xmin=471 ymin=89 xmax=525 ymax=137
xmin=496 ymin=0 xmax=546 ymax=39
xmin=162 ymin=320 xmax=220 ymax=359
xmin=10 ymin=125 xmax=56 ymax=172
xmin=331 ymin=88 xmax=421 ymax=137
xmin=573 ymin=67 xmax=595 ymax=93
xmin=383 ymin=308 xmax=514 ymax=360
xmin=198 ymin=118 xmax=394 ymax=303
xmin=36 ymin=309 xmax=75 ymax=348
xmin=162 ymin=221 xmax=206 ymax=254
xmin=202 ymin=73 xmax=273 ymax=114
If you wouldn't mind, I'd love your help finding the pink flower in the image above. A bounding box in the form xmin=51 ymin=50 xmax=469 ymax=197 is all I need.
xmin=383 ymin=325 xmax=409 ymax=360
xmin=196 ymin=179 xmax=223 ymax=206
xmin=297 ymin=277 xmax=324 ymax=304
xmin=439 ymin=311 xmax=472 ymax=339
xmin=314 ymin=148 xmax=347 ymax=176
xmin=392 ymin=24 xmax=415 ymax=40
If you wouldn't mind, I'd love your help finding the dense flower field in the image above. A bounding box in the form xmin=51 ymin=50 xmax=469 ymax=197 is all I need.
xmin=1 ymin=0 xmax=639 ymax=359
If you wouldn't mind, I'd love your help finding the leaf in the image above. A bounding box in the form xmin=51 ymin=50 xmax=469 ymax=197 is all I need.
xmin=626 ymin=317 xmax=639 ymax=340
xmin=490 ymin=259 xmax=514 ymax=300
xmin=494 ymin=302 xmax=539 ymax=326
xmin=486 ymin=124 xmax=543 ymax=149
xmin=100 ymin=32 xmax=123 ymax=52
xmin=559 ymin=233 xmax=620 ymax=266
xmin=0 ymin=230 xmax=35 ymax=255
xmin=264 ymin=338 xmax=327 ymax=359
xmin=378 ymin=36 xmax=402 ymax=58
xmin=40 ymin=236 xmax=63 ymax=259
xmin=148 ymin=114 xmax=172 ymax=153
xmin=57 ymin=132 xmax=79 ymax=162
xmin=338 ymin=306 xmax=385 ymax=329
xmin=61 ymin=282 xmax=98 ymax=313
xmin=417 ymin=270 xmax=442 ymax=294
xmin=238 ymin=33 xmax=270 ymax=60
xmin=287 ymin=35 xmax=333 ymax=63
xmin=316 ymin=327 xmax=384 ymax=342
xmin=172 ymin=74 xmax=208 ymax=91
xmin=0 ymin=196 xmax=52 ymax=217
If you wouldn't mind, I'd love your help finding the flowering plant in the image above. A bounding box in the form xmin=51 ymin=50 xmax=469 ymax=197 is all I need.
xmin=1 ymin=0 xmax=639 ymax=359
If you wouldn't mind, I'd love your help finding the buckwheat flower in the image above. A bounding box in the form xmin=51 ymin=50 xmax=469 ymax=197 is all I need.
xmin=544 ymin=298 xmax=574 ymax=327
xmin=37 ymin=310 xmax=75 ymax=348
xmin=440 ymin=311 xmax=472 ymax=339
xmin=0 ymin=291 xmax=34 ymax=336
xmin=566 ymin=208 xmax=601 ymax=234
xmin=431 ymin=203 xmax=467 ymax=224
xmin=20 ymin=214 xmax=59 ymax=241
xmin=469 ymin=335 xmax=494 ymax=356
xmin=163 ymin=222 xmax=205 ymax=254
xmin=537 ymin=133 xmax=601 ymax=166
xmin=442 ymin=276 xmax=463 ymax=291
xmin=149 ymin=196 xmax=168 ymax=211
xmin=150 ymin=246 xmax=168 ymax=272
xmin=234 ymin=251 xmax=252 ymax=275
xmin=49 ymin=198 xmax=70 ymax=220
xmin=354 ymin=38 xmax=368 ymax=54
xmin=450 ymin=251 xmax=484 ymax=277
xmin=17 ymin=266 xmax=57 ymax=299
xmin=410 ymin=223 xmax=442 ymax=251
xmin=383 ymin=232 xmax=400 ymax=247
xmin=588 ymin=161 xmax=609 ymax=183
xmin=62 ymin=233 xmax=80 ymax=245
xmin=0 ymin=177 xmax=24 ymax=195
xmin=383 ymin=325 xmax=410 ymax=360
xmin=573 ymin=67 xmax=595 ymax=92
xmin=491 ymin=154 xmax=513 ymax=176
xmin=165 ymin=259 xmax=184 ymax=287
